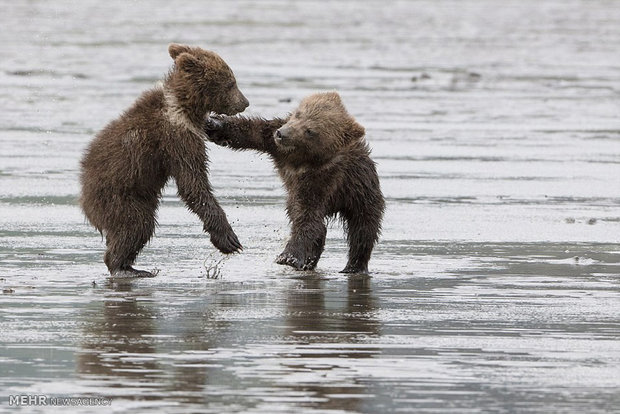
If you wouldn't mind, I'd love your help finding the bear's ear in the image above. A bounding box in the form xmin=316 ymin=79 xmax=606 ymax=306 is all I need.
xmin=346 ymin=120 xmax=365 ymax=141
xmin=325 ymin=91 xmax=342 ymax=101
xmin=176 ymin=52 xmax=203 ymax=75
xmin=169 ymin=43 xmax=192 ymax=60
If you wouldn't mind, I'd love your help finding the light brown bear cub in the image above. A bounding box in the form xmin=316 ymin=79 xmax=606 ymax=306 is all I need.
xmin=205 ymin=92 xmax=385 ymax=273
xmin=80 ymin=44 xmax=248 ymax=277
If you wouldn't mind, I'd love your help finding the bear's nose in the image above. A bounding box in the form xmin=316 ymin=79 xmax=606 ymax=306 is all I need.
xmin=275 ymin=126 xmax=290 ymax=143
xmin=275 ymin=128 xmax=289 ymax=141
xmin=237 ymin=93 xmax=249 ymax=111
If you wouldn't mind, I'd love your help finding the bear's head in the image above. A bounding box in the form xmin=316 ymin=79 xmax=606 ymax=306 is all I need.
xmin=274 ymin=92 xmax=365 ymax=161
xmin=166 ymin=43 xmax=249 ymax=118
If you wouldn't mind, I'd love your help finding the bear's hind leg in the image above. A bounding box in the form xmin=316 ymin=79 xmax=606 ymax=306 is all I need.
xmin=341 ymin=214 xmax=380 ymax=274
xmin=104 ymin=214 xmax=156 ymax=278
xmin=304 ymin=225 xmax=327 ymax=270
xmin=276 ymin=221 xmax=326 ymax=271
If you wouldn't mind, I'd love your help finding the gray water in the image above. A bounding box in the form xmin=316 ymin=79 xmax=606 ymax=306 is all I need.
xmin=1 ymin=1 xmax=620 ymax=413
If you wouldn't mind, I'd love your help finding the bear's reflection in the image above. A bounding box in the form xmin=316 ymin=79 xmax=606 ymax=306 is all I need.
xmin=285 ymin=274 xmax=378 ymax=340
xmin=76 ymin=282 xmax=160 ymax=386
xmin=282 ymin=273 xmax=379 ymax=412
xmin=76 ymin=281 xmax=236 ymax=403
xmin=160 ymin=290 xmax=238 ymax=401
xmin=76 ymin=275 xmax=379 ymax=411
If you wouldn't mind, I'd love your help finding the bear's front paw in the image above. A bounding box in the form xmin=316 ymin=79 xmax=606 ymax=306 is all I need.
xmin=276 ymin=252 xmax=303 ymax=270
xmin=209 ymin=225 xmax=243 ymax=254
xmin=204 ymin=117 xmax=230 ymax=146
xmin=204 ymin=116 xmax=224 ymax=132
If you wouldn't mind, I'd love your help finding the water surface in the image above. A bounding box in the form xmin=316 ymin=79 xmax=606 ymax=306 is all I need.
xmin=1 ymin=1 xmax=619 ymax=413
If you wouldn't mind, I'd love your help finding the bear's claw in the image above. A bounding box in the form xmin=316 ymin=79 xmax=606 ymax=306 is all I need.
xmin=276 ymin=252 xmax=302 ymax=269
xmin=276 ymin=253 xmax=318 ymax=271
xmin=204 ymin=116 xmax=224 ymax=131
xmin=301 ymin=256 xmax=318 ymax=271
xmin=112 ymin=266 xmax=157 ymax=279
xmin=204 ymin=117 xmax=229 ymax=146
xmin=340 ymin=265 xmax=368 ymax=274
xmin=210 ymin=227 xmax=243 ymax=254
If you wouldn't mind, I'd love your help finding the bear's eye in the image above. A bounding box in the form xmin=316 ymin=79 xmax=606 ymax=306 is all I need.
xmin=304 ymin=128 xmax=317 ymax=138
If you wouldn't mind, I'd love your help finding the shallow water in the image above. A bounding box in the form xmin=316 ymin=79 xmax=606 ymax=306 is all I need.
xmin=1 ymin=1 xmax=620 ymax=413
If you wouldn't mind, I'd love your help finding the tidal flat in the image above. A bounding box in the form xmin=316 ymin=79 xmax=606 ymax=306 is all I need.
xmin=1 ymin=1 xmax=619 ymax=413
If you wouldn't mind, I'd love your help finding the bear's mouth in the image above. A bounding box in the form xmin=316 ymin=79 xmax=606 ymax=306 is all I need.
xmin=220 ymin=107 xmax=243 ymax=116
xmin=212 ymin=102 xmax=248 ymax=116
xmin=274 ymin=136 xmax=295 ymax=150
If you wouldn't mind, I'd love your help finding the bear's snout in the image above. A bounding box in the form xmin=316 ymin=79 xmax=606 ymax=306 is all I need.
xmin=227 ymin=92 xmax=248 ymax=115
xmin=237 ymin=93 xmax=249 ymax=111
xmin=274 ymin=126 xmax=290 ymax=145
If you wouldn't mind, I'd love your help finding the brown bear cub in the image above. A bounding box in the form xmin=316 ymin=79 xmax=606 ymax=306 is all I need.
xmin=80 ymin=44 xmax=248 ymax=278
xmin=205 ymin=92 xmax=384 ymax=273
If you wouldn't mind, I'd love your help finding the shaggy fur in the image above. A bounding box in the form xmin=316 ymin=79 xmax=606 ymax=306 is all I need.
xmin=205 ymin=92 xmax=384 ymax=273
xmin=80 ymin=44 xmax=248 ymax=277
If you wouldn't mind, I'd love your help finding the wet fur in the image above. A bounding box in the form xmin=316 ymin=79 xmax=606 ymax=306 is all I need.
xmin=205 ymin=92 xmax=385 ymax=273
xmin=80 ymin=44 xmax=248 ymax=276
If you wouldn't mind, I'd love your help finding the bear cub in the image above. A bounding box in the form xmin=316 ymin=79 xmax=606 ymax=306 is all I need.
xmin=80 ymin=44 xmax=248 ymax=277
xmin=205 ymin=92 xmax=384 ymax=273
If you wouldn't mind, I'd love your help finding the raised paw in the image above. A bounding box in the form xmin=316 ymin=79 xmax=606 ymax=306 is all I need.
xmin=209 ymin=226 xmax=243 ymax=254
xmin=204 ymin=116 xmax=223 ymax=132
xmin=276 ymin=252 xmax=303 ymax=270
xmin=204 ymin=117 xmax=229 ymax=145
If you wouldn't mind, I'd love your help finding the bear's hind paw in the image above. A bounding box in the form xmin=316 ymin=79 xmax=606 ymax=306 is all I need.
xmin=112 ymin=266 xmax=157 ymax=279
xmin=276 ymin=253 xmax=303 ymax=269
xmin=301 ymin=256 xmax=318 ymax=271
xmin=340 ymin=265 xmax=368 ymax=274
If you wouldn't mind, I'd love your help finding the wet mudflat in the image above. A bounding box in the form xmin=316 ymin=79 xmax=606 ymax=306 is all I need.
xmin=1 ymin=1 xmax=619 ymax=413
